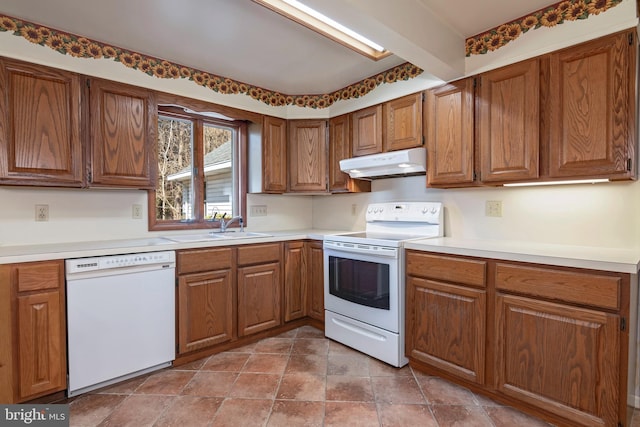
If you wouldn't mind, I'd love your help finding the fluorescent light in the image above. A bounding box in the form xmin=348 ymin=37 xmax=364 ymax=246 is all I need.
xmin=503 ymin=179 xmax=609 ymax=187
xmin=282 ymin=0 xmax=384 ymax=52
xmin=253 ymin=0 xmax=390 ymax=60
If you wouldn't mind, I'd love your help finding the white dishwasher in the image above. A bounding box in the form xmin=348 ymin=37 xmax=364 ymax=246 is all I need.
xmin=65 ymin=250 xmax=176 ymax=397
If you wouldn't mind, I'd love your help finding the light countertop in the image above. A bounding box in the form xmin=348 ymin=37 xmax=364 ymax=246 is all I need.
xmin=3 ymin=232 xmax=639 ymax=275
xmin=404 ymin=237 xmax=640 ymax=274
xmin=0 ymin=229 xmax=344 ymax=264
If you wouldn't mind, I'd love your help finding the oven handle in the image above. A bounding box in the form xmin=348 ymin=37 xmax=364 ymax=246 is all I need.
xmin=323 ymin=241 xmax=398 ymax=258
xmin=331 ymin=317 xmax=387 ymax=342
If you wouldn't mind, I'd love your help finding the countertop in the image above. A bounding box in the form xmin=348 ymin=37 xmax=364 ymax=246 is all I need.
xmin=404 ymin=237 xmax=640 ymax=274
xmin=0 ymin=229 xmax=345 ymax=264
xmin=3 ymin=232 xmax=639 ymax=275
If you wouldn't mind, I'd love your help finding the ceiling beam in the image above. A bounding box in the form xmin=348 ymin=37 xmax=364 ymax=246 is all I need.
xmin=301 ymin=0 xmax=465 ymax=81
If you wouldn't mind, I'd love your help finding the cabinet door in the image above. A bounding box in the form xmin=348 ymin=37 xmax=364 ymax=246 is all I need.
xmin=17 ymin=290 xmax=66 ymax=400
xmin=0 ymin=58 xmax=82 ymax=186
xmin=284 ymin=241 xmax=307 ymax=322
xmin=328 ymin=114 xmax=370 ymax=193
xmin=548 ymin=31 xmax=634 ymax=179
xmin=262 ymin=115 xmax=287 ymax=193
xmin=288 ymin=120 xmax=327 ymax=192
xmin=478 ymin=59 xmax=539 ymax=183
xmin=495 ymin=294 xmax=619 ymax=427
xmin=352 ymin=104 xmax=382 ymax=156
xmin=89 ymin=78 xmax=155 ymax=188
xmin=406 ymin=276 xmax=485 ymax=384
xmin=306 ymin=241 xmax=325 ymax=321
xmin=425 ymin=79 xmax=475 ymax=186
xmin=237 ymin=262 xmax=281 ymax=336
xmin=384 ymin=93 xmax=423 ymax=152
xmin=177 ymin=269 xmax=234 ymax=354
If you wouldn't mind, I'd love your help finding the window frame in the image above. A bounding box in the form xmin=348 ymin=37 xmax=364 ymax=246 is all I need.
xmin=148 ymin=104 xmax=247 ymax=231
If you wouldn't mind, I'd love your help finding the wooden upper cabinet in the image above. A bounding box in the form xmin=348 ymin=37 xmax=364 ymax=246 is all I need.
xmin=425 ymin=78 xmax=475 ymax=187
xmin=478 ymin=58 xmax=540 ymax=183
xmin=328 ymin=114 xmax=370 ymax=193
xmin=547 ymin=30 xmax=635 ymax=179
xmin=352 ymin=104 xmax=383 ymax=156
xmin=288 ymin=119 xmax=327 ymax=192
xmin=0 ymin=58 xmax=83 ymax=186
xmin=88 ymin=78 xmax=156 ymax=188
xmin=262 ymin=115 xmax=287 ymax=193
xmin=383 ymin=92 xmax=423 ymax=152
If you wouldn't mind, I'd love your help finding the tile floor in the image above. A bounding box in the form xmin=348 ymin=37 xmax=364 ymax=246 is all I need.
xmin=66 ymin=325 xmax=629 ymax=426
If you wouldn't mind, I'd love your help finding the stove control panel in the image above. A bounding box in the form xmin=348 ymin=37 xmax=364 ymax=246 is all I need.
xmin=366 ymin=202 xmax=442 ymax=224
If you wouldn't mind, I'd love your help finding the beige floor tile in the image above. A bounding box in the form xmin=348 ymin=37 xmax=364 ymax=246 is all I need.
xmin=210 ymin=398 xmax=273 ymax=427
xmin=153 ymin=396 xmax=223 ymax=427
xmin=267 ymin=400 xmax=325 ymax=427
xmin=97 ymin=394 xmax=174 ymax=427
xmin=326 ymin=375 xmax=374 ymax=402
xmin=277 ymin=373 xmax=326 ymax=401
xmin=229 ymin=373 xmax=281 ymax=399
xmin=324 ymin=401 xmax=379 ymax=427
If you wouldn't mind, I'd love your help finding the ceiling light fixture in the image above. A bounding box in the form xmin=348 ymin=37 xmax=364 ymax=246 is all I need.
xmin=503 ymin=179 xmax=610 ymax=187
xmin=253 ymin=0 xmax=391 ymax=60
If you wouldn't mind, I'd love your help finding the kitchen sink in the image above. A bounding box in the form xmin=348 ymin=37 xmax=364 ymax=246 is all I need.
xmin=210 ymin=231 xmax=272 ymax=239
xmin=164 ymin=231 xmax=271 ymax=243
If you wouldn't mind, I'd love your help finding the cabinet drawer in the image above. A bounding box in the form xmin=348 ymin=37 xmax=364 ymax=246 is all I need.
xmin=237 ymin=243 xmax=281 ymax=266
xmin=16 ymin=261 xmax=62 ymax=292
xmin=177 ymin=248 xmax=233 ymax=274
xmin=495 ymin=263 xmax=621 ymax=310
xmin=406 ymin=251 xmax=486 ymax=288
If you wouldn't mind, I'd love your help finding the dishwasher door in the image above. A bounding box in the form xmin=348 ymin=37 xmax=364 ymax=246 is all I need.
xmin=66 ymin=252 xmax=175 ymax=397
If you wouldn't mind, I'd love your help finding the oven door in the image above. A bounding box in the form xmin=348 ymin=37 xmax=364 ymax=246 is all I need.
xmin=323 ymin=241 xmax=401 ymax=333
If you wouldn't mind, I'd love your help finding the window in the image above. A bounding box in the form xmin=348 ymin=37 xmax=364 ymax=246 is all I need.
xmin=149 ymin=106 xmax=247 ymax=231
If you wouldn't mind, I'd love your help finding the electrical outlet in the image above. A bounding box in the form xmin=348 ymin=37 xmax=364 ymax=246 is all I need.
xmin=351 ymin=204 xmax=358 ymax=216
xmin=485 ymin=200 xmax=503 ymax=217
xmin=250 ymin=205 xmax=267 ymax=217
xmin=35 ymin=204 xmax=49 ymax=222
xmin=132 ymin=204 xmax=143 ymax=219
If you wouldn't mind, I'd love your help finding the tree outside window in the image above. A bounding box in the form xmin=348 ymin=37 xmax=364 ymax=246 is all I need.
xmin=149 ymin=107 xmax=246 ymax=230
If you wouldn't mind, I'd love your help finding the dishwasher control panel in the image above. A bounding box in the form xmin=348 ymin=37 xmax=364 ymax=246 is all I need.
xmin=66 ymin=250 xmax=176 ymax=274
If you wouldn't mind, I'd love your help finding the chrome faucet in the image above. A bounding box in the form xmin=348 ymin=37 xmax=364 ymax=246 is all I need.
xmin=219 ymin=214 xmax=243 ymax=233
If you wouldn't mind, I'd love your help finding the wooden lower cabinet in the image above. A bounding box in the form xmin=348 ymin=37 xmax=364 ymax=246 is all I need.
xmin=177 ymin=270 xmax=234 ymax=354
xmin=238 ymin=262 xmax=281 ymax=336
xmin=406 ymin=276 xmax=485 ymax=384
xmin=306 ymin=240 xmax=324 ymax=321
xmin=176 ymin=248 xmax=235 ymax=355
xmin=495 ymin=294 xmax=619 ymax=426
xmin=284 ymin=241 xmax=307 ymax=322
xmin=406 ymin=250 xmax=631 ymax=427
xmin=0 ymin=260 xmax=66 ymax=403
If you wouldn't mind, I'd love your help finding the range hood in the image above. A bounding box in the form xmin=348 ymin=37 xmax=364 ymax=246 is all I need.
xmin=340 ymin=147 xmax=426 ymax=179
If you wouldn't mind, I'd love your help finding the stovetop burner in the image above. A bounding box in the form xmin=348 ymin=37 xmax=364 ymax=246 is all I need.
xmin=326 ymin=202 xmax=444 ymax=247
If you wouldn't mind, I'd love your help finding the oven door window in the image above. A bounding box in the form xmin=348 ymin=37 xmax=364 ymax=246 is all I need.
xmin=328 ymin=255 xmax=390 ymax=310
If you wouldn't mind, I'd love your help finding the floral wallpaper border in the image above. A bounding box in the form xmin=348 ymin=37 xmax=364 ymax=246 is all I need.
xmin=466 ymin=0 xmax=624 ymax=56
xmin=0 ymin=13 xmax=423 ymax=109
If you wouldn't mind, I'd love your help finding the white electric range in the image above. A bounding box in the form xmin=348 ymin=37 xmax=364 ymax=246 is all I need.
xmin=323 ymin=201 xmax=444 ymax=367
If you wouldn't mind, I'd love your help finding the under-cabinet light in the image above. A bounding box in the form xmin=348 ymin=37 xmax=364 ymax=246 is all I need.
xmin=253 ymin=0 xmax=390 ymax=60
xmin=503 ymin=179 xmax=609 ymax=187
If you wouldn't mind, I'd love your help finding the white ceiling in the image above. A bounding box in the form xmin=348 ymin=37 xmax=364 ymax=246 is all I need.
xmin=0 ymin=0 xmax=555 ymax=95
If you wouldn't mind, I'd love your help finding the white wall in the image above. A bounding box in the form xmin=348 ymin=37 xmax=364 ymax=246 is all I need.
xmin=0 ymin=2 xmax=637 ymax=248
xmin=312 ymin=177 xmax=640 ymax=250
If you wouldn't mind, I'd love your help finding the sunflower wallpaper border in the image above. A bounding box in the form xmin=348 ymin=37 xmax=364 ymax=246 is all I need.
xmin=0 ymin=0 xmax=624 ymax=108
xmin=465 ymin=0 xmax=624 ymax=56
xmin=0 ymin=13 xmax=423 ymax=110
